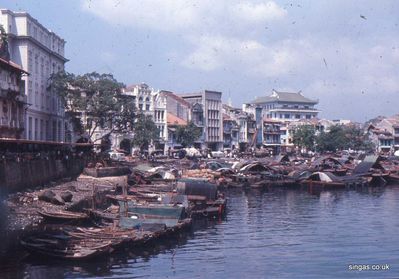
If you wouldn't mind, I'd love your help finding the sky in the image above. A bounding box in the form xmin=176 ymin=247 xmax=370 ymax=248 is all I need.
xmin=2 ymin=0 xmax=398 ymax=122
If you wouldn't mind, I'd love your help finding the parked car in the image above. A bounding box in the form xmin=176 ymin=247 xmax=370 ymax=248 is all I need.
xmin=109 ymin=151 xmax=126 ymax=161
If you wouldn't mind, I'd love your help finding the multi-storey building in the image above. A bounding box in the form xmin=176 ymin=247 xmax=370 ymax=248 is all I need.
xmin=222 ymin=104 xmax=256 ymax=151
xmin=180 ymin=90 xmax=223 ymax=151
xmin=160 ymin=90 xmax=191 ymax=122
xmin=166 ymin=112 xmax=187 ymax=149
xmin=263 ymin=119 xmax=282 ymax=155
xmin=222 ymin=113 xmax=239 ymax=150
xmin=0 ymin=55 xmax=28 ymax=139
xmin=244 ymin=89 xmax=319 ymax=122
xmin=368 ymin=116 xmax=399 ymax=153
xmin=159 ymin=90 xmax=191 ymax=149
xmin=123 ymin=83 xmax=167 ymax=150
xmin=0 ymin=9 xmax=68 ymax=142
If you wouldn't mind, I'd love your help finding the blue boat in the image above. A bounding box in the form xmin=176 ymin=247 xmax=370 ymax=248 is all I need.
xmin=118 ymin=201 xmax=186 ymax=229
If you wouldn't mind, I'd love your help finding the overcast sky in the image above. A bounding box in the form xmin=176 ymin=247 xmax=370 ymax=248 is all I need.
xmin=2 ymin=0 xmax=398 ymax=122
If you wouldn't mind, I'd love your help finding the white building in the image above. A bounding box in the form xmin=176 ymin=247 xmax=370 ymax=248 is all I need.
xmin=244 ymin=89 xmax=320 ymax=122
xmin=122 ymin=83 xmax=167 ymax=151
xmin=0 ymin=9 xmax=68 ymax=142
xmin=180 ymin=90 xmax=224 ymax=151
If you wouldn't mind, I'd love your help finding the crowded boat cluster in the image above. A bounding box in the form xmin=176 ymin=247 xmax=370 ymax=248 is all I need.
xmin=9 ymin=151 xmax=399 ymax=260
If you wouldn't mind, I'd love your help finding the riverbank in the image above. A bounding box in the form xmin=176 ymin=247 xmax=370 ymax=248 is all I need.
xmin=2 ymin=186 xmax=399 ymax=278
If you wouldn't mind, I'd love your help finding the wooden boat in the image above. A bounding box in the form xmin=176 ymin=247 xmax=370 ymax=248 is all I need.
xmin=38 ymin=209 xmax=89 ymax=222
xmin=301 ymin=171 xmax=368 ymax=191
xmin=387 ymin=172 xmax=399 ymax=184
xmin=20 ymin=232 xmax=112 ymax=260
xmin=118 ymin=201 xmax=185 ymax=229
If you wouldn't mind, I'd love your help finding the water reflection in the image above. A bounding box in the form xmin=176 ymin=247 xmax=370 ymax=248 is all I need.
xmin=2 ymin=186 xmax=399 ymax=278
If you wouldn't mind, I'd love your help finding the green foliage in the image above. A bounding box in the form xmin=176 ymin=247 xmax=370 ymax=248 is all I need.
xmin=343 ymin=125 xmax=375 ymax=152
xmin=292 ymin=125 xmax=316 ymax=151
xmin=131 ymin=113 xmax=159 ymax=151
xmin=51 ymin=71 xmax=135 ymax=141
xmin=316 ymin=125 xmax=346 ymax=152
xmin=0 ymin=24 xmax=7 ymax=43
xmin=0 ymin=24 xmax=10 ymax=60
xmin=176 ymin=121 xmax=202 ymax=147
xmin=316 ymin=125 xmax=374 ymax=153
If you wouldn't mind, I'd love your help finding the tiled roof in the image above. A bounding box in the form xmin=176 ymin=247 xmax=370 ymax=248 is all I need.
xmin=251 ymin=96 xmax=275 ymax=104
xmin=0 ymin=57 xmax=28 ymax=74
xmin=161 ymin=91 xmax=191 ymax=107
xmin=223 ymin=113 xmax=232 ymax=121
xmin=125 ymin=82 xmax=149 ymax=91
xmin=263 ymin=117 xmax=283 ymax=123
xmin=167 ymin=112 xmax=187 ymax=126
xmin=385 ymin=117 xmax=399 ymax=128
xmin=250 ymin=90 xmax=317 ymax=104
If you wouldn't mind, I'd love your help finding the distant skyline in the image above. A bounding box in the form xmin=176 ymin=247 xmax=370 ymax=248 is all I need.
xmin=2 ymin=0 xmax=398 ymax=122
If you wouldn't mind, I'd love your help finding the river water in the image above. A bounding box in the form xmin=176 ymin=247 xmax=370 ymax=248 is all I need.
xmin=2 ymin=186 xmax=399 ymax=278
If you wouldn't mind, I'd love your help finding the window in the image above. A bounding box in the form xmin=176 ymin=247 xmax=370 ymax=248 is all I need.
xmin=139 ymin=104 xmax=143 ymax=110
xmin=306 ymin=114 xmax=311 ymax=119
xmin=28 ymin=117 xmax=32 ymax=140
xmin=295 ymin=114 xmax=300 ymax=119
xmin=34 ymin=118 xmax=38 ymax=140
xmin=146 ymin=104 xmax=150 ymax=111
xmin=284 ymin=114 xmax=290 ymax=119
xmin=40 ymin=119 xmax=44 ymax=140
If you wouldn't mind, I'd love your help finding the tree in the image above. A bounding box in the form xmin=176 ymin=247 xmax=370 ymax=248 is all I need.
xmin=315 ymin=125 xmax=374 ymax=153
xmin=0 ymin=24 xmax=10 ymax=60
xmin=292 ymin=125 xmax=316 ymax=152
xmin=342 ymin=125 xmax=374 ymax=152
xmin=51 ymin=71 xmax=135 ymax=142
xmin=316 ymin=125 xmax=346 ymax=152
xmin=176 ymin=121 xmax=202 ymax=147
xmin=131 ymin=113 xmax=159 ymax=151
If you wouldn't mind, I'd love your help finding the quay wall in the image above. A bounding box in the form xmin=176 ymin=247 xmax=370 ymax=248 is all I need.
xmin=0 ymin=158 xmax=86 ymax=193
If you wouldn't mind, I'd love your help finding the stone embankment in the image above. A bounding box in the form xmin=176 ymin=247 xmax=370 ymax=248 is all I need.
xmin=0 ymin=158 xmax=86 ymax=193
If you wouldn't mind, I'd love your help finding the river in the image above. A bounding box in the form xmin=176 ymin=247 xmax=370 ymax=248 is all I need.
xmin=2 ymin=186 xmax=399 ymax=278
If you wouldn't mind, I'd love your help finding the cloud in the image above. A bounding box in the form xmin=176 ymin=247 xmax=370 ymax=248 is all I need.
xmin=230 ymin=2 xmax=287 ymax=22
xmin=81 ymin=0 xmax=208 ymax=32
xmin=80 ymin=0 xmax=286 ymax=33
xmin=181 ymin=35 xmax=315 ymax=77
xmin=80 ymin=0 xmax=399 ymax=120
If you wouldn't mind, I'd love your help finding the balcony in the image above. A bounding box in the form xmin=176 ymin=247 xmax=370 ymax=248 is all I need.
xmin=269 ymin=107 xmax=320 ymax=113
xmin=0 ymin=117 xmax=9 ymax=126
xmin=0 ymin=117 xmax=24 ymax=129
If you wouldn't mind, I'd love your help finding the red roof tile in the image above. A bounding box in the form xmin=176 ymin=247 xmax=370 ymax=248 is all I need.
xmin=167 ymin=112 xmax=187 ymax=126
xmin=0 ymin=57 xmax=28 ymax=74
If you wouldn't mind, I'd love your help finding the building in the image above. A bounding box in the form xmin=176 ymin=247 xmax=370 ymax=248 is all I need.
xmin=122 ymin=83 xmax=167 ymax=151
xmin=166 ymin=112 xmax=187 ymax=149
xmin=0 ymin=9 xmax=68 ymax=142
xmin=244 ymin=89 xmax=319 ymax=122
xmin=222 ymin=113 xmax=239 ymax=150
xmin=263 ymin=119 xmax=282 ymax=155
xmin=180 ymin=90 xmax=223 ymax=151
xmin=222 ymin=104 xmax=256 ymax=151
xmin=0 ymin=55 xmax=28 ymax=138
xmin=160 ymin=90 xmax=191 ymax=122
xmin=368 ymin=116 xmax=399 ymax=153
xmin=159 ymin=90 xmax=192 ymax=149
